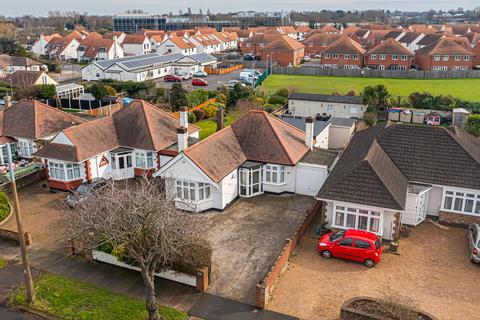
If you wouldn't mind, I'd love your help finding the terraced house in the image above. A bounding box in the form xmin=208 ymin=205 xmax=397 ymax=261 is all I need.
xmin=365 ymin=38 xmax=413 ymax=70
xmin=414 ymin=37 xmax=473 ymax=71
xmin=320 ymin=35 xmax=366 ymax=69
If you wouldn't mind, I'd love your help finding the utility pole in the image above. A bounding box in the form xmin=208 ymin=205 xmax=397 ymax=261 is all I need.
xmin=6 ymin=144 xmax=35 ymax=302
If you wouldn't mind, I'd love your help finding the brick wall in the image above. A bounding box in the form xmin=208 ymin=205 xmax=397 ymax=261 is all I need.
xmin=415 ymin=54 xmax=473 ymax=70
xmin=0 ymin=169 xmax=47 ymax=194
xmin=364 ymin=53 xmax=412 ymax=70
xmin=439 ymin=211 xmax=480 ymax=227
xmin=260 ymin=48 xmax=305 ymax=67
xmin=320 ymin=54 xmax=364 ymax=68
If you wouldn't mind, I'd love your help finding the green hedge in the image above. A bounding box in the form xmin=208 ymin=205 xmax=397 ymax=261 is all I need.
xmin=0 ymin=192 xmax=10 ymax=222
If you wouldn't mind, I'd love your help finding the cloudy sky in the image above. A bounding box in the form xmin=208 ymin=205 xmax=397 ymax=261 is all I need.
xmin=3 ymin=0 xmax=478 ymax=16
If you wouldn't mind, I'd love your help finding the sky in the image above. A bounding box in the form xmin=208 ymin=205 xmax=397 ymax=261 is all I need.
xmin=3 ymin=0 xmax=479 ymax=17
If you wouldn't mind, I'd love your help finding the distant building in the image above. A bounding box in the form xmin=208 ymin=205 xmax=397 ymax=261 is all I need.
xmin=287 ymin=93 xmax=366 ymax=119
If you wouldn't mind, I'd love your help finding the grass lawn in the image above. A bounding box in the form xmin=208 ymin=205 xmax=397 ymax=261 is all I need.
xmin=263 ymin=75 xmax=480 ymax=101
xmin=195 ymin=115 xmax=236 ymax=140
xmin=12 ymin=273 xmax=187 ymax=320
xmin=0 ymin=257 xmax=6 ymax=270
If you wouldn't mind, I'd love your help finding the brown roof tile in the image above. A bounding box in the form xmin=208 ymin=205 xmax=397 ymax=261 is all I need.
xmin=416 ymin=37 xmax=472 ymax=55
xmin=123 ymin=35 xmax=148 ymax=44
xmin=262 ymin=35 xmax=304 ymax=51
xmin=367 ymin=38 xmax=412 ymax=55
xmin=324 ymin=35 xmax=366 ymax=54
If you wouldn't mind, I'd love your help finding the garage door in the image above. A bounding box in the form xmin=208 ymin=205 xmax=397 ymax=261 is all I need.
xmin=295 ymin=164 xmax=327 ymax=196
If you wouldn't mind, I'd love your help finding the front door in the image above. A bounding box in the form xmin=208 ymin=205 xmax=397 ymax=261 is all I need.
xmin=239 ymin=167 xmax=263 ymax=198
xmin=111 ymin=152 xmax=134 ymax=180
xmin=416 ymin=192 xmax=428 ymax=224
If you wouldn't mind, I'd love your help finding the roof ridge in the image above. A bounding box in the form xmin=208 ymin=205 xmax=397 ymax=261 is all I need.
xmin=442 ymin=126 xmax=480 ymax=165
xmin=262 ymin=112 xmax=295 ymax=164
xmin=138 ymin=101 xmax=157 ymax=151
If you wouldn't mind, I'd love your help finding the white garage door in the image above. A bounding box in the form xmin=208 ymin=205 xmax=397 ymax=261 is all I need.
xmin=295 ymin=164 xmax=327 ymax=196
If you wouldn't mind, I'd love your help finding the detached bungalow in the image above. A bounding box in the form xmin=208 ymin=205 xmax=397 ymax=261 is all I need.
xmin=35 ymin=100 xmax=199 ymax=191
xmin=157 ymin=110 xmax=339 ymax=212
xmin=316 ymin=124 xmax=480 ymax=242
xmin=0 ymin=70 xmax=57 ymax=88
xmin=0 ymin=100 xmax=85 ymax=161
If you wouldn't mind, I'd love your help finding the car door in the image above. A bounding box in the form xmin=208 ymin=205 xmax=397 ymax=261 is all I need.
xmin=468 ymin=225 xmax=477 ymax=252
xmin=333 ymin=238 xmax=354 ymax=259
xmin=351 ymin=240 xmax=372 ymax=262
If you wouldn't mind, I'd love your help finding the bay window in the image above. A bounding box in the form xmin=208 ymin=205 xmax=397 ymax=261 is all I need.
xmin=443 ymin=189 xmax=480 ymax=215
xmin=18 ymin=141 xmax=37 ymax=158
xmin=334 ymin=205 xmax=382 ymax=235
xmin=135 ymin=151 xmax=155 ymax=169
xmin=264 ymin=164 xmax=285 ymax=184
xmin=48 ymin=161 xmax=81 ymax=181
xmin=175 ymin=180 xmax=211 ymax=203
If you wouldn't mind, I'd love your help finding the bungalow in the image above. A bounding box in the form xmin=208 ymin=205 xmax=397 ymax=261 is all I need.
xmin=156 ymin=110 xmax=339 ymax=212
xmin=365 ymin=38 xmax=413 ymax=70
xmin=287 ymin=93 xmax=366 ymax=119
xmin=45 ymin=37 xmax=79 ymax=60
xmin=0 ymin=70 xmax=57 ymax=88
xmin=414 ymin=37 xmax=473 ymax=71
xmin=122 ymin=35 xmax=151 ymax=56
xmin=259 ymin=35 xmax=305 ymax=66
xmin=0 ymin=55 xmax=47 ymax=76
xmin=320 ymin=35 xmax=366 ymax=69
xmin=30 ymin=34 xmax=58 ymax=56
xmin=0 ymin=100 xmax=85 ymax=161
xmin=77 ymin=37 xmax=124 ymax=61
xmin=35 ymin=100 xmax=199 ymax=191
xmin=316 ymin=124 xmax=480 ymax=242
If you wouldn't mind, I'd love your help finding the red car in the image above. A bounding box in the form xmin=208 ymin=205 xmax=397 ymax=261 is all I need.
xmin=318 ymin=229 xmax=382 ymax=268
xmin=164 ymin=75 xmax=182 ymax=82
xmin=192 ymin=78 xmax=208 ymax=86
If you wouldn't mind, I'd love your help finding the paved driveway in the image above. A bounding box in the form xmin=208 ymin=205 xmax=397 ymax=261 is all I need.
xmin=267 ymin=220 xmax=480 ymax=320
xmin=204 ymin=194 xmax=315 ymax=305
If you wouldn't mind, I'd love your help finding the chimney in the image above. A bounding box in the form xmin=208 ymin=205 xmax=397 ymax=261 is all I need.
xmin=179 ymin=106 xmax=188 ymax=128
xmin=216 ymin=107 xmax=224 ymax=131
xmin=177 ymin=127 xmax=188 ymax=152
xmin=305 ymin=117 xmax=314 ymax=150
xmin=3 ymin=95 xmax=12 ymax=109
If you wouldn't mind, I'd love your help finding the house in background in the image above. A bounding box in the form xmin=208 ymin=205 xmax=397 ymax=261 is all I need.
xmin=156 ymin=36 xmax=198 ymax=56
xmin=302 ymin=33 xmax=342 ymax=56
xmin=35 ymin=101 xmax=199 ymax=191
xmin=157 ymin=110 xmax=339 ymax=212
xmin=364 ymin=38 xmax=413 ymax=70
xmin=0 ymin=55 xmax=47 ymax=76
xmin=0 ymin=100 xmax=85 ymax=160
xmin=287 ymin=93 xmax=366 ymax=119
xmin=122 ymin=35 xmax=151 ymax=56
xmin=45 ymin=37 xmax=80 ymax=60
xmin=425 ymin=111 xmax=451 ymax=126
xmin=260 ymin=35 xmax=305 ymax=66
xmin=77 ymin=37 xmax=124 ymax=61
xmin=0 ymin=70 xmax=57 ymax=88
xmin=316 ymin=124 xmax=480 ymax=241
xmin=415 ymin=37 xmax=473 ymax=71
xmin=320 ymin=35 xmax=366 ymax=69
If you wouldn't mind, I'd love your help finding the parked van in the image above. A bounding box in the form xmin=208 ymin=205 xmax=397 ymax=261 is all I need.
xmin=239 ymin=72 xmax=257 ymax=85
xmin=242 ymin=69 xmax=262 ymax=77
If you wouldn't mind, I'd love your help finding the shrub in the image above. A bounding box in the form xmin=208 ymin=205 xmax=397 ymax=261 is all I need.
xmin=193 ymin=109 xmax=206 ymax=121
xmin=464 ymin=115 xmax=480 ymax=137
xmin=188 ymin=112 xmax=197 ymax=124
xmin=187 ymin=89 xmax=209 ymax=107
xmin=216 ymin=93 xmax=227 ymax=105
xmin=0 ymin=192 xmax=10 ymax=222
xmin=268 ymin=94 xmax=287 ymax=105
xmin=202 ymin=105 xmax=218 ymax=118
xmin=36 ymin=84 xmax=56 ymax=99
xmin=104 ymin=85 xmax=117 ymax=96
xmin=273 ymin=88 xmax=289 ymax=98
xmin=362 ymin=112 xmax=377 ymax=126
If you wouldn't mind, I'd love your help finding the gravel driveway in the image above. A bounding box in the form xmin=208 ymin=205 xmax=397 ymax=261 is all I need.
xmin=267 ymin=220 xmax=480 ymax=320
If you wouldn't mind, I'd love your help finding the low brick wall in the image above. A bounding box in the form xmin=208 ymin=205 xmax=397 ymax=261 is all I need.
xmin=255 ymin=201 xmax=321 ymax=309
xmin=0 ymin=168 xmax=47 ymax=194
xmin=439 ymin=211 xmax=480 ymax=227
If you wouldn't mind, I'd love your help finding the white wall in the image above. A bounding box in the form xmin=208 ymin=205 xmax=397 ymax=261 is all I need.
xmin=219 ymin=168 xmax=238 ymax=209
xmin=289 ymin=99 xmax=365 ymax=119
xmin=314 ymin=126 xmax=329 ymax=149
xmin=427 ymin=186 xmax=443 ymax=217
xmin=295 ymin=163 xmax=328 ymax=196
xmin=328 ymin=125 xmax=354 ymax=149
xmin=263 ymin=165 xmax=296 ymax=194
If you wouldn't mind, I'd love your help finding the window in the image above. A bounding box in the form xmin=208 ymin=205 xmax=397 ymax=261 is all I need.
xmin=264 ymin=164 xmax=285 ymax=184
xmin=18 ymin=141 xmax=37 ymax=158
xmin=443 ymin=189 xmax=480 ymax=215
xmin=334 ymin=205 xmax=382 ymax=234
xmin=401 ymin=55 xmax=407 ymax=61
xmin=325 ymin=53 xmax=330 ymax=59
xmin=434 ymin=55 xmax=440 ymax=61
xmin=354 ymin=240 xmax=371 ymax=249
xmin=135 ymin=151 xmax=155 ymax=169
xmin=327 ymin=104 xmax=334 ymax=111
xmin=48 ymin=161 xmax=81 ymax=181
xmin=344 ymin=54 xmax=350 ymax=59
xmin=370 ymin=54 xmax=377 ymax=60
xmin=443 ymin=55 xmax=449 ymax=61
xmin=338 ymin=238 xmax=353 ymax=246
xmin=455 ymin=55 xmax=461 ymax=61
xmin=392 ymin=54 xmax=398 ymax=60
xmin=380 ymin=54 xmax=386 ymax=60
xmin=352 ymin=54 xmax=359 ymax=60
xmin=175 ymin=180 xmax=211 ymax=203
xmin=464 ymin=55 xmax=470 ymax=61
xmin=348 ymin=106 xmax=358 ymax=114
xmin=333 ymin=53 xmax=338 ymax=59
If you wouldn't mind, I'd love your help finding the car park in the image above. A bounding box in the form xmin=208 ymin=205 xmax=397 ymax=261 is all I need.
xmin=243 ymin=53 xmax=255 ymax=61
xmin=227 ymin=80 xmax=246 ymax=89
xmin=318 ymin=229 xmax=382 ymax=268
xmin=468 ymin=224 xmax=480 ymax=263
xmin=242 ymin=69 xmax=262 ymax=77
xmin=194 ymin=70 xmax=208 ymax=77
xmin=176 ymin=72 xmax=192 ymax=80
xmin=164 ymin=74 xmax=183 ymax=82
xmin=66 ymin=178 xmax=108 ymax=208
xmin=192 ymin=78 xmax=208 ymax=86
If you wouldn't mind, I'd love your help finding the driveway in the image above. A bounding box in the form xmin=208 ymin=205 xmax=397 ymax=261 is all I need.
xmin=267 ymin=220 xmax=480 ymax=320
xmin=204 ymin=194 xmax=315 ymax=305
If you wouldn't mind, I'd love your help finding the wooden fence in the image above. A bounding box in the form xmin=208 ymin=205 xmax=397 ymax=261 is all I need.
xmin=172 ymin=98 xmax=217 ymax=118
xmin=205 ymin=64 xmax=243 ymax=75
xmin=273 ymin=66 xmax=480 ymax=79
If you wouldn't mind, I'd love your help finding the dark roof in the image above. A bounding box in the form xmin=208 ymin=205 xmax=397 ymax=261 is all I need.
xmin=416 ymin=33 xmax=442 ymax=46
xmin=279 ymin=116 xmax=355 ymax=137
xmin=289 ymin=92 xmax=364 ymax=105
xmin=0 ymin=70 xmax=45 ymax=88
xmin=300 ymin=148 xmax=339 ymax=167
xmin=416 ymin=37 xmax=472 ymax=55
xmin=317 ymin=124 xmax=480 ymax=210
xmin=330 ymin=118 xmax=357 ymax=127
xmin=398 ymin=32 xmax=420 ymax=44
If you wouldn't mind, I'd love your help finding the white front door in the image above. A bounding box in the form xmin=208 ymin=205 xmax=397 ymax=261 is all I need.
xmin=239 ymin=167 xmax=263 ymax=198
xmin=416 ymin=192 xmax=428 ymax=224
xmin=111 ymin=152 xmax=134 ymax=180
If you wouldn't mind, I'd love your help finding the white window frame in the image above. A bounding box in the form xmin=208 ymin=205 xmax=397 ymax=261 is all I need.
xmin=333 ymin=53 xmax=339 ymax=59
xmin=443 ymin=55 xmax=449 ymax=61
xmin=18 ymin=140 xmax=37 ymax=158
xmin=175 ymin=180 xmax=211 ymax=203
xmin=442 ymin=188 xmax=480 ymax=216
xmin=401 ymin=55 xmax=407 ymax=61
xmin=454 ymin=55 xmax=461 ymax=61
xmin=333 ymin=203 xmax=383 ymax=236
xmin=135 ymin=151 xmax=156 ymax=169
xmin=264 ymin=164 xmax=286 ymax=185
xmin=352 ymin=54 xmax=359 ymax=60
xmin=392 ymin=54 xmax=398 ymax=60
xmin=434 ymin=55 xmax=440 ymax=61
xmin=464 ymin=55 xmax=470 ymax=61
xmin=48 ymin=161 xmax=81 ymax=181
xmin=370 ymin=54 xmax=377 ymax=60
xmin=344 ymin=54 xmax=350 ymax=59
xmin=325 ymin=53 xmax=331 ymax=59
xmin=379 ymin=54 xmax=386 ymax=60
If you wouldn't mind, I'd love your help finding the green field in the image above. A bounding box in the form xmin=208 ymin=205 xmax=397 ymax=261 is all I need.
xmin=263 ymin=75 xmax=480 ymax=101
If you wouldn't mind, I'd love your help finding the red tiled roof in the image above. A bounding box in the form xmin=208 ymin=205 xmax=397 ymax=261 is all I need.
xmin=123 ymin=35 xmax=148 ymax=44
xmin=262 ymin=35 xmax=304 ymax=51
xmin=324 ymin=34 xmax=366 ymax=54
xmin=416 ymin=37 xmax=473 ymax=55
xmin=367 ymin=38 xmax=412 ymax=55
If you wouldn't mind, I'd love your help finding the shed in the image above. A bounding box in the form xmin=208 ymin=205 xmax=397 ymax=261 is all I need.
xmin=388 ymin=108 xmax=401 ymax=121
xmin=412 ymin=111 xmax=426 ymax=124
xmin=399 ymin=110 xmax=412 ymax=123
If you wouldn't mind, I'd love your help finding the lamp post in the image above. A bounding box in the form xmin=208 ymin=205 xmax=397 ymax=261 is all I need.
xmin=5 ymin=143 xmax=35 ymax=302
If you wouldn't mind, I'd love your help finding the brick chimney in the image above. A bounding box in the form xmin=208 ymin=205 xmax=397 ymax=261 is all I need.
xmin=3 ymin=95 xmax=12 ymax=109
xmin=305 ymin=117 xmax=314 ymax=150
xmin=216 ymin=107 xmax=224 ymax=131
xmin=179 ymin=106 xmax=188 ymax=128
xmin=177 ymin=127 xmax=188 ymax=152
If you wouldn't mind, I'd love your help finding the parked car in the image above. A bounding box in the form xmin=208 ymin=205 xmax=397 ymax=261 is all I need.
xmin=314 ymin=53 xmax=322 ymax=58
xmin=192 ymin=78 xmax=208 ymax=86
xmin=318 ymin=229 xmax=382 ymax=268
xmin=194 ymin=70 xmax=208 ymax=77
xmin=176 ymin=72 xmax=192 ymax=80
xmin=227 ymin=80 xmax=246 ymax=89
xmin=468 ymin=224 xmax=480 ymax=263
xmin=303 ymin=55 xmax=311 ymax=62
xmin=164 ymin=74 xmax=182 ymax=82
xmin=242 ymin=69 xmax=262 ymax=77
xmin=243 ymin=53 xmax=255 ymax=61
xmin=239 ymin=71 xmax=257 ymax=85
xmin=66 ymin=178 xmax=108 ymax=208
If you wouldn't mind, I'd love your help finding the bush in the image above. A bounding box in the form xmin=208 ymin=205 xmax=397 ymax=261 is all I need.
xmin=202 ymin=105 xmax=218 ymax=118
xmin=216 ymin=93 xmax=227 ymax=105
xmin=104 ymin=85 xmax=117 ymax=96
xmin=268 ymin=94 xmax=287 ymax=105
xmin=464 ymin=115 xmax=480 ymax=137
xmin=187 ymin=89 xmax=209 ymax=107
xmin=273 ymin=88 xmax=290 ymax=98
xmin=188 ymin=112 xmax=197 ymax=124
xmin=36 ymin=84 xmax=56 ymax=99
xmin=193 ymin=109 xmax=206 ymax=121
xmin=362 ymin=112 xmax=377 ymax=126
xmin=0 ymin=192 xmax=10 ymax=222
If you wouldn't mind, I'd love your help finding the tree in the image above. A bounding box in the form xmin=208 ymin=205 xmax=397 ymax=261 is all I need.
xmin=186 ymin=89 xmax=209 ymax=107
xmin=227 ymin=84 xmax=252 ymax=108
xmin=89 ymin=83 xmax=107 ymax=100
xmin=0 ymin=37 xmax=23 ymax=55
xmin=464 ymin=115 xmax=480 ymax=138
xmin=36 ymin=84 xmax=56 ymax=99
xmin=362 ymin=85 xmax=390 ymax=114
xmin=169 ymin=83 xmax=188 ymax=111
xmin=64 ymin=179 xmax=211 ymax=320
xmin=104 ymin=85 xmax=117 ymax=96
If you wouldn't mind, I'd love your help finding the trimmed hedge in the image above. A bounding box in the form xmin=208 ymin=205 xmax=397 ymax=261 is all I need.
xmin=0 ymin=192 xmax=10 ymax=223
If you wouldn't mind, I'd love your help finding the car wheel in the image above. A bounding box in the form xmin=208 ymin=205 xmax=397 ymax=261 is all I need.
xmin=321 ymin=250 xmax=332 ymax=259
xmin=364 ymin=259 xmax=376 ymax=268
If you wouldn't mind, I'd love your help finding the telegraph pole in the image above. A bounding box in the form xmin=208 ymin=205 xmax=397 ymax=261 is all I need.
xmin=6 ymin=144 xmax=35 ymax=302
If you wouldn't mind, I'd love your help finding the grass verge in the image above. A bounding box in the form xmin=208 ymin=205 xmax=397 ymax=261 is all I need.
xmin=12 ymin=273 xmax=187 ymax=320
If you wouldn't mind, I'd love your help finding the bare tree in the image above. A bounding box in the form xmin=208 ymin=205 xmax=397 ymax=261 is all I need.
xmin=63 ymin=178 xmax=212 ymax=320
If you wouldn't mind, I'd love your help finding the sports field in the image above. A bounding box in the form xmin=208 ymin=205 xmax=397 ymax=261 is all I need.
xmin=263 ymin=75 xmax=480 ymax=101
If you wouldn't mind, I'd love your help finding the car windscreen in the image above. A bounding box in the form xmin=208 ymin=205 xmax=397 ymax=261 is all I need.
xmin=329 ymin=230 xmax=345 ymax=241
xmin=76 ymin=184 xmax=88 ymax=194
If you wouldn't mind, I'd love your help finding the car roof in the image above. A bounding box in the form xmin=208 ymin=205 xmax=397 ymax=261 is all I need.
xmin=344 ymin=229 xmax=378 ymax=241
